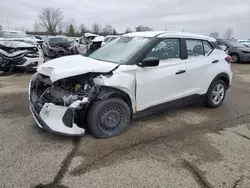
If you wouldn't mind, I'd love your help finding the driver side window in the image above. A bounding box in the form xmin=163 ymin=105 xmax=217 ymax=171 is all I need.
xmin=146 ymin=38 xmax=180 ymax=60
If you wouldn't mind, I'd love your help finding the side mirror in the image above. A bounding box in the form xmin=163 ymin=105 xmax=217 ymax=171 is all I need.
xmin=219 ymin=45 xmax=228 ymax=51
xmin=138 ymin=57 xmax=160 ymax=67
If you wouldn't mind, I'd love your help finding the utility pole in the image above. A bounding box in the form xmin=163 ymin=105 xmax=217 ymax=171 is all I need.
xmin=7 ymin=20 xmax=9 ymax=29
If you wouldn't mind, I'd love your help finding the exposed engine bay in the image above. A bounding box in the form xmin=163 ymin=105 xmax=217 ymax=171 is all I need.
xmin=28 ymin=55 xmax=135 ymax=136
xmin=29 ymin=72 xmax=104 ymax=135
xmin=32 ymin=73 xmax=99 ymax=107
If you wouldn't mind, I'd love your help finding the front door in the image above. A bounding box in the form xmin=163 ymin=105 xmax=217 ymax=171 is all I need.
xmin=136 ymin=38 xmax=187 ymax=111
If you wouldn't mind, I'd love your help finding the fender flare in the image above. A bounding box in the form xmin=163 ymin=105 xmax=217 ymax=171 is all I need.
xmin=208 ymin=73 xmax=230 ymax=92
xmin=96 ymin=87 xmax=132 ymax=110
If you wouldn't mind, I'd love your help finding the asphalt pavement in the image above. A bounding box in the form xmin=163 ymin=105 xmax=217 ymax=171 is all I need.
xmin=0 ymin=63 xmax=250 ymax=188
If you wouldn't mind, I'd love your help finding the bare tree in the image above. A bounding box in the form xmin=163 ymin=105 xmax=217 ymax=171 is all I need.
xmin=92 ymin=23 xmax=101 ymax=34
xmin=135 ymin=25 xmax=153 ymax=32
xmin=0 ymin=25 xmax=3 ymax=31
xmin=34 ymin=8 xmax=64 ymax=34
xmin=125 ymin=28 xmax=132 ymax=33
xmin=223 ymin=28 xmax=234 ymax=39
xmin=58 ymin=21 xmax=65 ymax=34
xmin=209 ymin=32 xmax=220 ymax=39
xmin=103 ymin=25 xmax=113 ymax=35
xmin=79 ymin=24 xmax=89 ymax=35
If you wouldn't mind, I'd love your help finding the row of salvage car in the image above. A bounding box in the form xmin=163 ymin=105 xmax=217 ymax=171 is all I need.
xmin=0 ymin=30 xmax=118 ymax=72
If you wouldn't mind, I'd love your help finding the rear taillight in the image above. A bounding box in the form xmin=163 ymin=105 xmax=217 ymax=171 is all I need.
xmin=225 ymin=55 xmax=232 ymax=64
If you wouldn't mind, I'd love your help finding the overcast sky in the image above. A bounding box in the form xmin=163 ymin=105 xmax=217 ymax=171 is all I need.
xmin=0 ymin=0 xmax=250 ymax=38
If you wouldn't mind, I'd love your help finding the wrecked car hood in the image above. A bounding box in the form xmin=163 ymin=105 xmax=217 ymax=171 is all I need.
xmin=37 ymin=55 xmax=118 ymax=82
xmin=0 ymin=40 xmax=35 ymax=48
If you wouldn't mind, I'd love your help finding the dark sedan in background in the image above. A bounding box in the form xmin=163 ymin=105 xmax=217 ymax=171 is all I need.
xmin=217 ymin=39 xmax=250 ymax=63
xmin=42 ymin=36 xmax=75 ymax=58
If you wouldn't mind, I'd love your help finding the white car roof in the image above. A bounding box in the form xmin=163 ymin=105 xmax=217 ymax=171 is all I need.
xmin=105 ymin=35 xmax=119 ymax=38
xmin=92 ymin=36 xmax=105 ymax=42
xmin=84 ymin=33 xmax=99 ymax=37
xmin=123 ymin=31 xmax=216 ymax=42
xmin=1 ymin=30 xmax=26 ymax=33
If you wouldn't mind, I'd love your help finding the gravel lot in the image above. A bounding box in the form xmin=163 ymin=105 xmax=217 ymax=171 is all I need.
xmin=0 ymin=63 xmax=250 ymax=188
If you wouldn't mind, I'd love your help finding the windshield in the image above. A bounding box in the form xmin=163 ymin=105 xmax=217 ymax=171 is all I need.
xmin=0 ymin=31 xmax=27 ymax=38
xmin=49 ymin=37 xmax=70 ymax=45
xmin=89 ymin=36 xmax=150 ymax=64
xmin=238 ymin=40 xmax=250 ymax=44
xmin=226 ymin=40 xmax=246 ymax=48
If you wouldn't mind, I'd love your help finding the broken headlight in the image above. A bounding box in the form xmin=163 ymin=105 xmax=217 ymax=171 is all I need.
xmin=25 ymin=53 xmax=39 ymax=58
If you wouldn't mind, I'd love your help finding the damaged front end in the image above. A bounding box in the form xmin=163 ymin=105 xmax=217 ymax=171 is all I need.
xmin=29 ymin=73 xmax=100 ymax=136
xmin=48 ymin=43 xmax=74 ymax=57
xmin=0 ymin=40 xmax=43 ymax=72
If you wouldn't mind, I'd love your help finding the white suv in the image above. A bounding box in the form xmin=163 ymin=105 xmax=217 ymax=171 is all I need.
xmin=29 ymin=31 xmax=232 ymax=138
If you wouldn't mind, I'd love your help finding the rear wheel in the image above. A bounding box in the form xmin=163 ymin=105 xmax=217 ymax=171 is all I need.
xmin=205 ymin=79 xmax=226 ymax=108
xmin=87 ymin=98 xmax=131 ymax=138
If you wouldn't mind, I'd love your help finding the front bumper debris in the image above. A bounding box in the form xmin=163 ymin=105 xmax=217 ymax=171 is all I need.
xmin=28 ymin=77 xmax=86 ymax=136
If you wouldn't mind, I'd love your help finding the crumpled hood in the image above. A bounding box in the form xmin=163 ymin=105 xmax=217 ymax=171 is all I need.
xmin=0 ymin=40 xmax=35 ymax=48
xmin=37 ymin=55 xmax=118 ymax=82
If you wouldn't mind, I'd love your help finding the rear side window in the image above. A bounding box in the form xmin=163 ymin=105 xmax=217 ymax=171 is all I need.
xmin=186 ymin=39 xmax=204 ymax=57
xmin=203 ymin=41 xmax=213 ymax=56
xmin=103 ymin=37 xmax=110 ymax=42
xmin=146 ymin=38 xmax=180 ymax=60
xmin=110 ymin=37 xmax=117 ymax=41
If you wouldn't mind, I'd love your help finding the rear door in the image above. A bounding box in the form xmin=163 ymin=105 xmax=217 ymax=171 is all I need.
xmin=77 ymin=37 xmax=88 ymax=55
xmin=136 ymin=38 xmax=187 ymax=111
xmin=185 ymin=39 xmax=221 ymax=95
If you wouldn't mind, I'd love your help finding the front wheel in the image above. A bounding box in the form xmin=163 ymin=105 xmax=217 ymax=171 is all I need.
xmin=204 ymin=79 xmax=227 ymax=108
xmin=87 ymin=98 xmax=131 ymax=139
xmin=231 ymin=53 xmax=239 ymax=63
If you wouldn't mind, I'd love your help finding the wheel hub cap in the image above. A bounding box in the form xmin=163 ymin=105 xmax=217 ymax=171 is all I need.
xmin=212 ymin=83 xmax=225 ymax=105
xmin=100 ymin=107 xmax=122 ymax=131
xmin=232 ymin=55 xmax=237 ymax=63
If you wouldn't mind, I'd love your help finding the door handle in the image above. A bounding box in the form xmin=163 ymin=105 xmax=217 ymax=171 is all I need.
xmin=175 ymin=70 xmax=186 ymax=75
xmin=212 ymin=60 xmax=219 ymax=63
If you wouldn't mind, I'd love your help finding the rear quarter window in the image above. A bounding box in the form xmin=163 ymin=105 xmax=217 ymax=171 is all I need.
xmin=203 ymin=41 xmax=214 ymax=56
xmin=186 ymin=39 xmax=204 ymax=57
xmin=103 ymin=37 xmax=110 ymax=42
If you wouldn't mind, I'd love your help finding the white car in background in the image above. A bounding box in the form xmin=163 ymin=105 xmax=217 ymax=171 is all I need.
xmin=101 ymin=35 xmax=120 ymax=46
xmin=0 ymin=30 xmax=44 ymax=71
xmin=29 ymin=31 xmax=232 ymax=138
xmin=0 ymin=39 xmax=44 ymax=71
xmin=76 ymin=33 xmax=99 ymax=55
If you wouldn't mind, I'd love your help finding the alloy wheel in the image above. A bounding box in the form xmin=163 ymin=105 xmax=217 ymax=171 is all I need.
xmin=211 ymin=83 xmax=225 ymax=105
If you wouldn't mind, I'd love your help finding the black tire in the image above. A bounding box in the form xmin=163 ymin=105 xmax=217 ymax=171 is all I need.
xmin=74 ymin=47 xmax=79 ymax=54
xmin=204 ymin=79 xmax=227 ymax=108
xmin=231 ymin=53 xmax=239 ymax=63
xmin=87 ymin=98 xmax=131 ymax=139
